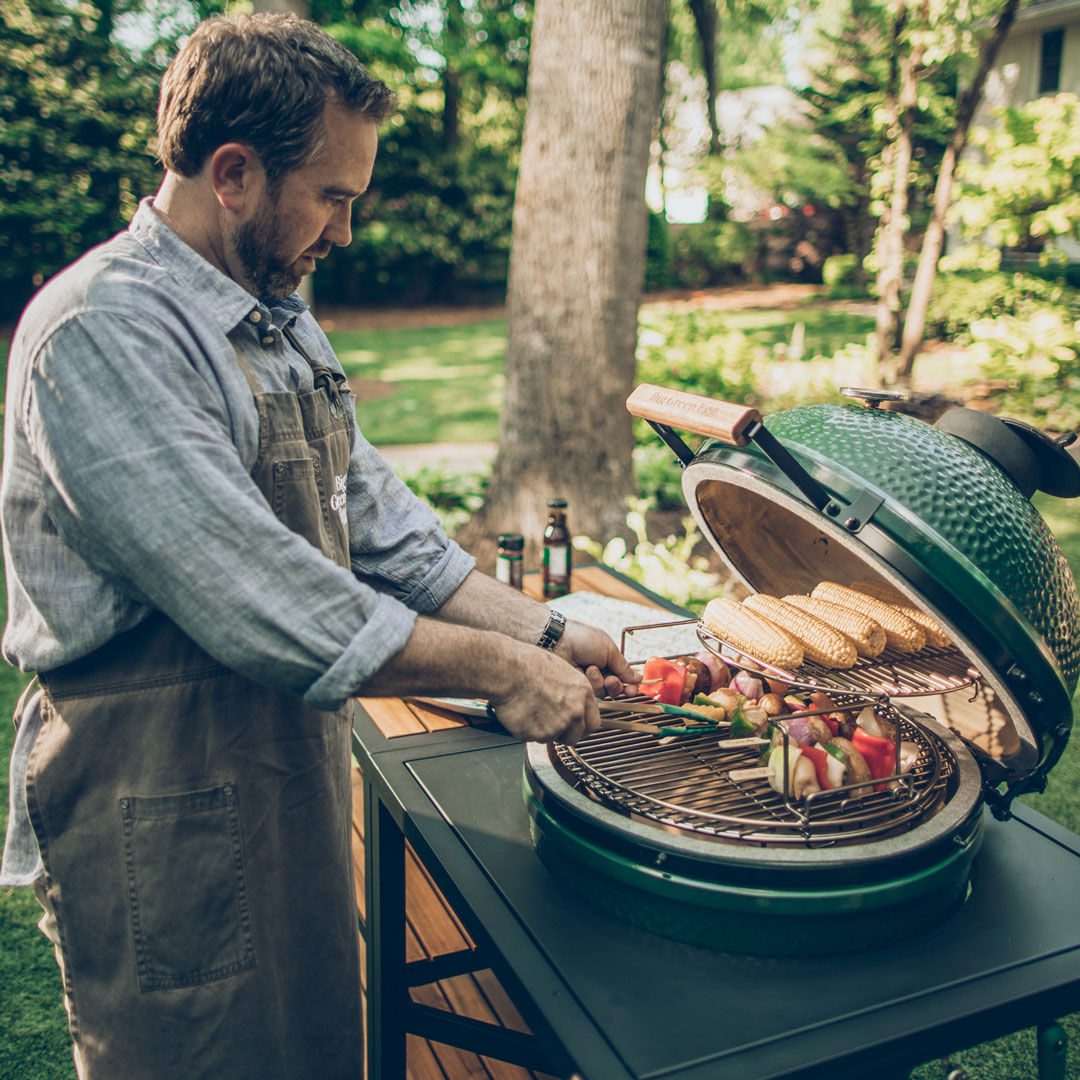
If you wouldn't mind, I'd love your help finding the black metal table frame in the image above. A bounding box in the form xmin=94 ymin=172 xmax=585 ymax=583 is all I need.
xmin=354 ymin=709 xmax=1076 ymax=1080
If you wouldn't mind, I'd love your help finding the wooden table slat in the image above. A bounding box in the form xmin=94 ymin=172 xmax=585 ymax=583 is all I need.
xmin=405 ymin=1034 xmax=453 ymax=1080
xmin=357 ymin=696 xmax=428 ymax=737
xmin=410 ymin=983 xmax=492 ymax=1080
xmin=433 ymin=975 xmax=536 ymax=1080
xmin=410 ymin=702 xmax=471 ymax=734
xmin=406 ymin=847 xmax=474 ymax=957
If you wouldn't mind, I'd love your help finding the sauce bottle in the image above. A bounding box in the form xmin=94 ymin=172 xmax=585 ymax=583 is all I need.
xmin=542 ymin=498 xmax=572 ymax=599
xmin=495 ymin=533 xmax=525 ymax=590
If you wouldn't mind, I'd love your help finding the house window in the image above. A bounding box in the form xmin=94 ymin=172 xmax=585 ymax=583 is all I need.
xmin=1039 ymin=28 xmax=1064 ymax=94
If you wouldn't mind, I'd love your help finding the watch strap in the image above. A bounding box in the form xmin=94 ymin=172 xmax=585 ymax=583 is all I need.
xmin=536 ymin=609 xmax=567 ymax=650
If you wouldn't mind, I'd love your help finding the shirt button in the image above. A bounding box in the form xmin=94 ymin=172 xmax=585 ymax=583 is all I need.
xmin=248 ymin=310 xmax=262 ymax=324
xmin=261 ymin=334 xmax=274 ymax=346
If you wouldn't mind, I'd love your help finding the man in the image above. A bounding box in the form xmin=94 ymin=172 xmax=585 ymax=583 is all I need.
xmin=0 ymin=14 xmax=636 ymax=1078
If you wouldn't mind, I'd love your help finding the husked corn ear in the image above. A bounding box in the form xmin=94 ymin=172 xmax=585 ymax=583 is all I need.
xmin=849 ymin=578 xmax=953 ymax=648
xmin=701 ymin=597 xmax=804 ymax=670
xmin=782 ymin=595 xmax=886 ymax=658
xmin=742 ymin=594 xmax=858 ymax=669
xmin=811 ymin=582 xmax=926 ymax=653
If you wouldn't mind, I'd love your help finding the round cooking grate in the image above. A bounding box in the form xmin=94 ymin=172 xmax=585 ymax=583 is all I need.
xmin=552 ymin=706 xmax=957 ymax=848
xmin=696 ymin=624 xmax=981 ymax=698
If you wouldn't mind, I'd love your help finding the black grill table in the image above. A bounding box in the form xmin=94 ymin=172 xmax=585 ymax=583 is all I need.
xmin=355 ymin=715 xmax=1080 ymax=1080
xmin=353 ymin=571 xmax=1080 ymax=1080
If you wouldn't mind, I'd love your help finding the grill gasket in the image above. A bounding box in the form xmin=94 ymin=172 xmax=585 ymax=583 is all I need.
xmin=552 ymin=706 xmax=956 ymax=848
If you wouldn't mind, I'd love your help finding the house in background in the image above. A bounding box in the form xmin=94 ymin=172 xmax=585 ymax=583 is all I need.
xmin=973 ymin=0 xmax=1080 ymax=260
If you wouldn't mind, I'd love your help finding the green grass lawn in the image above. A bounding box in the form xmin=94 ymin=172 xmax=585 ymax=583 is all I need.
xmin=332 ymin=319 xmax=507 ymax=445
xmin=0 ymin=309 xmax=1078 ymax=1078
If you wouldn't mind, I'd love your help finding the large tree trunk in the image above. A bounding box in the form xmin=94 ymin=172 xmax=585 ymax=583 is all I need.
xmin=872 ymin=2 xmax=921 ymax=380
xmin=894 ymin=0 xmax=1021 ymax=380
xmin=456 ymin=0 xmax=666 ymax=569
xmin=688 ymin=0 xmax=721 ymax=155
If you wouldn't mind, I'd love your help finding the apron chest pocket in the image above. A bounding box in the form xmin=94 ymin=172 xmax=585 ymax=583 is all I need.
xmin=271 ymin=456 xmax=335 ymax=555
xmin=120 ymin=783 xmax=256 ymax=992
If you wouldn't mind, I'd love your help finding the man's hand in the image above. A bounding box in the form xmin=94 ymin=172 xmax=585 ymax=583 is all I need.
xmin=554 ymin=619 xmax=640 ymax=699
xmin=487 ymin=642 xmax=601 ymax=746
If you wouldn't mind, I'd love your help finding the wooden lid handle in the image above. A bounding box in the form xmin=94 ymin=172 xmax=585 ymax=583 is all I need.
xmin=626 ymin=384 xmax=762 ymax=446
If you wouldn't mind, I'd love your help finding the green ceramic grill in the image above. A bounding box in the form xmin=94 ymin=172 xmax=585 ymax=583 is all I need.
xmin=523 ymin=384 xmax=1079 ymax=955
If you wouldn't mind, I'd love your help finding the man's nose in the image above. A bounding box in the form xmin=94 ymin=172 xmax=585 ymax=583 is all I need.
xmin=325 ymin=204 xmax=352 ymax=248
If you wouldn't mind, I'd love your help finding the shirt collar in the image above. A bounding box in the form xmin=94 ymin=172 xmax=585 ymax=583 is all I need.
xmin=128 ymin=198 xmax=310 ymax=333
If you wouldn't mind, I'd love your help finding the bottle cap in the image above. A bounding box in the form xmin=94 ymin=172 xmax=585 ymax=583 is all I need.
xmin=497 ymin=533 xmax=524 ymax=551
xmin=547 ymin=497 xmax=568 ymax=509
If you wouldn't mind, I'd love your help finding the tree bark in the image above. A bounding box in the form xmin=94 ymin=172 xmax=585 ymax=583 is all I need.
xmin=456 ymin=0 xmax=667 ymax=569
xmin=688 ymin=0 xmax=721 ymax=155
xmin=894 ymin=0 xmax=1021 ymax=380
xmin=443 ymin=0 xmax=463 ymax=150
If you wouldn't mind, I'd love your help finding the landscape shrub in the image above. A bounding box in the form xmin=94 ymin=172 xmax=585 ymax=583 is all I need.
xmin=821 ymin=253 xmax=865 ymax=298
xmin=668 ymin=220 xmax=752 ymax=289
xmin=924 ymin=271 xmax=1079 ymax=343
xmin=397 ymin=464 xmax=489 ymax=537
xmin=644 ymin=211 xmax=674 ymax=292
xmin=574 ymin=501 xmax=725 ymax=615
xmin=971 ymin=310 xmax=1080 ymax=432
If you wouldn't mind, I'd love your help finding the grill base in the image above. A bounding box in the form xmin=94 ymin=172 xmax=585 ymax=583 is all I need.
xmin=524 ymin=713 xmax=986 ymax=954
xmin=527 ymin=784 xmax=982 ymax=954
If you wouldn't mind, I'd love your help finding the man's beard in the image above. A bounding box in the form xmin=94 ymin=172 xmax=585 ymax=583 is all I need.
xmin=234 ymin=192 xmax=304 ymax=301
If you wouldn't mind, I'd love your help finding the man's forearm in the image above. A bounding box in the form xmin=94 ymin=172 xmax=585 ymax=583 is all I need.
xmin=360 ymin=614 xmax=527 ymax=699
xmin=431 ymin=568 xmax=551 ymax=646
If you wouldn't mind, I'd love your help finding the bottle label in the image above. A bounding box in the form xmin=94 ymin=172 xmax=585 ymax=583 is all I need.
xmin=496 ymin=557 xmax=511 ymax=585
xmin=543 ymin=545 xmax=569 ymax=579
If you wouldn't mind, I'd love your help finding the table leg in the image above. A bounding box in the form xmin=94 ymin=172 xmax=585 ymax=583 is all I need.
xmin=1037 ymin=1020 xmax=1068 ymax=1080
xmin=365 ymin=784 xmax=407 ymax=1080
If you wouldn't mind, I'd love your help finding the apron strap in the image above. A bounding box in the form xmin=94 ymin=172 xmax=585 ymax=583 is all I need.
xmin=283 ymin=325 xmax=350 ymax=395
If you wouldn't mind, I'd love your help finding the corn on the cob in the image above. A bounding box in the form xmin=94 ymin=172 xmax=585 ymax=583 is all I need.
xmin=849 ymin=578 xmax=953 ymax=648
xmin=742 ymin=594 xmax=858 ymax=669
xmin=811 ymin=581 xmax=926 ymax=653
xmin=782 ymin=594 xmax=886 ymax=658
xmin=701 ymin=597 xmax=804 ymax=670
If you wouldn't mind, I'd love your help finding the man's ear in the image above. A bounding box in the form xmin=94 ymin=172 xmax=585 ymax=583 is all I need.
xmin=208 ymin=143 xmax=266 ymax=214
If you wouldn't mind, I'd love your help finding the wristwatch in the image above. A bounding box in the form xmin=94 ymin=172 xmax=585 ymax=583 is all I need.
xmin=536 ymin=609 xmax=567 ymax=650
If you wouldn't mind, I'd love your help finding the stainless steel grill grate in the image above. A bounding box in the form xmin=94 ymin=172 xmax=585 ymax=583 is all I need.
xmin=552 ymin=705 xmax=957 ymax=848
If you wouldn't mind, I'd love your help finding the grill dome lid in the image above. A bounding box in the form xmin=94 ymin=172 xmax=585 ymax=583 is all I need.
xmin=627 ymin=384 xmax=1079 ymax=818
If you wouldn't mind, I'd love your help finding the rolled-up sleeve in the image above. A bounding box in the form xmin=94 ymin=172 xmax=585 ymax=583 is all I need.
xmin=26 ymin=312 xmax=418 ymax=710
xmin=344 ymin=425 xmax=475 ymax=613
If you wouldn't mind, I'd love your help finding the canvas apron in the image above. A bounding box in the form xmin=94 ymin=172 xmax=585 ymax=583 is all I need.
xmin=26 ymin=333 xmax=362 ymax=1079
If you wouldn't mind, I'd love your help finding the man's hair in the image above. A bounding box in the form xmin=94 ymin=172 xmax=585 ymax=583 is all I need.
xmin=157 ymin=13 xmax=396 ymax=183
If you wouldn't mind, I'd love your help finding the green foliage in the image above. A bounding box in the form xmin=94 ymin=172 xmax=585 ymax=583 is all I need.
xmin=924 ymin=271 xmax=1079 ymax=343
xmin=971 ymin=309 xmax=1080 ymax=432
xmin=397 ymin=463 xmax=488 ymax=537
xmin=634 ymin=443 xmax=687 ymax=511
xmin=0 ymin=0 xmax=166 ymax=321
xmin=574 ymin=501 xmax=724 ymax=615
xmin=953 ymin=93 xmax=1080 ymax=252
xmin=668 ymin=220 xmax=752 ymax=289
xmin=644 ymin=211 xmax=673 ymax=293
xmin=318 ymin=2 xmax=531 ymax=305
xmin=821 ymin=252 xmax=865 ymax=297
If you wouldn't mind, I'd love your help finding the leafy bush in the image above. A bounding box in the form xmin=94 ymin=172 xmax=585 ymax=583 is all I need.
xmin=971 ymin=310 xmax=1080 ymax=432
xmin=668 ymin=220 xmax=752 ymax=289
xmin=924 ymin=271 xmax=1079 ymax=343
xmin=574 ymin=501 xmax=725 ymax=615
xmin=397 ymin=464 xmax=489 ymax=537
xmin=821 ymin=253 xmax=865 ymax=298
xmin=644 ymin=211 xmax=673 ymax=293
xmin=633 ymin=443 xmax=686 ymax=511
xmin=953 ymin=93 xmax=1080 ymax=253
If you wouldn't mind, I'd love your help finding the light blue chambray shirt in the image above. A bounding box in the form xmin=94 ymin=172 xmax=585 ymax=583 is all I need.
xmin=1 ymin=198 xmax=475 ymax=884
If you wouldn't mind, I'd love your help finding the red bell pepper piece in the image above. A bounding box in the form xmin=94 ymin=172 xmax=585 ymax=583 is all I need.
xmin=640 ymin=657 xmax=687 ymax=705
xmin=799 ymin=743 xmax=833 ymax=790
xmin=853 ymin=727 xmax=897 ymax=782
